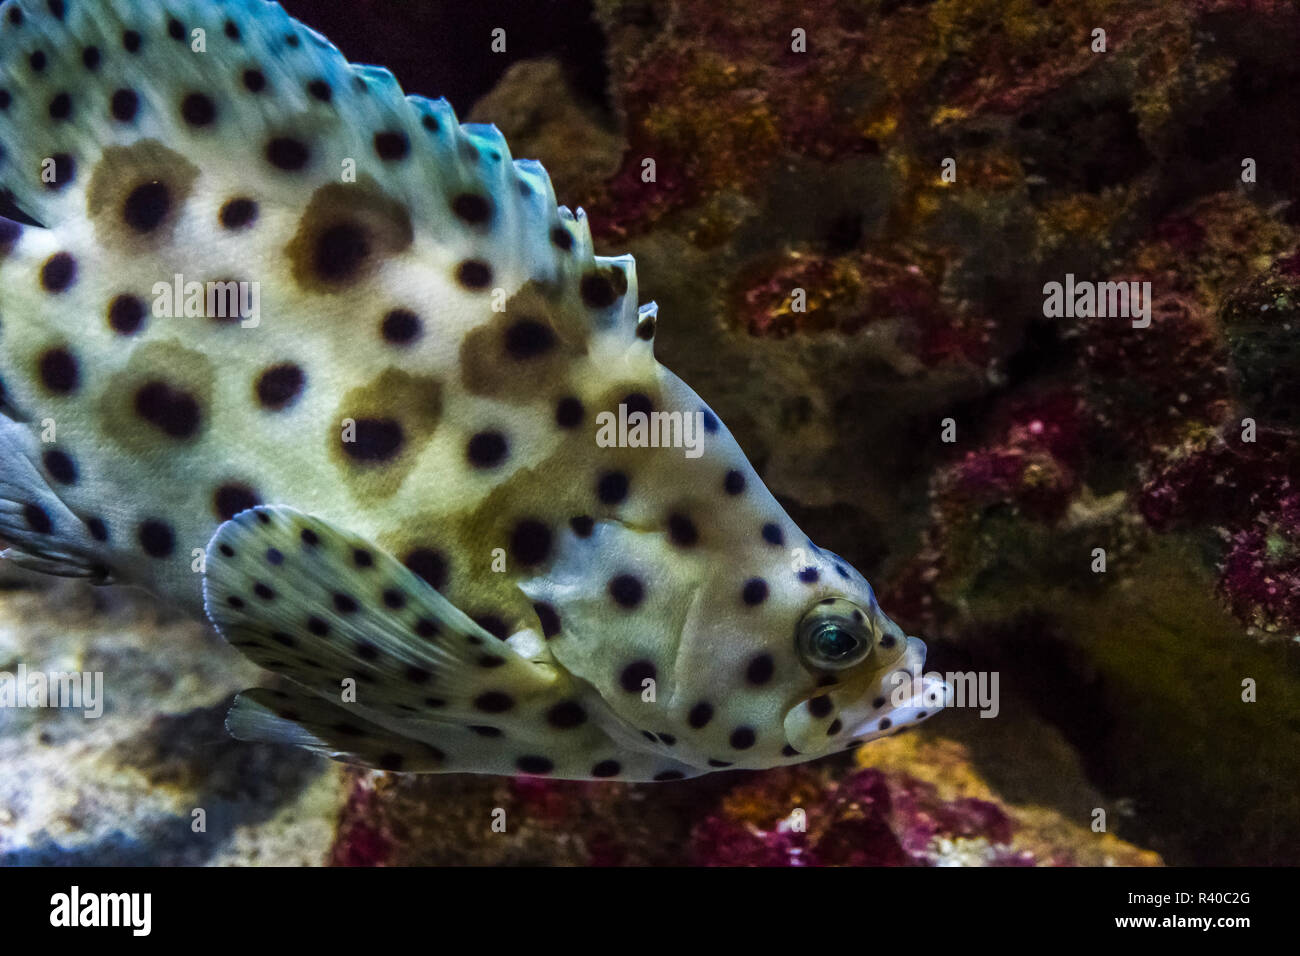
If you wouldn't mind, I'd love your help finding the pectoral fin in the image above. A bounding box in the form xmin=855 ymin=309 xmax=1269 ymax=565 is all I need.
xmin=202 ymin=505 xmax=557 ymax=723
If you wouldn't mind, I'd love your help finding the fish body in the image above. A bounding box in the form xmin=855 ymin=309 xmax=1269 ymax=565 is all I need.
xmin=0 ymin=0 xmax=945 ymax=780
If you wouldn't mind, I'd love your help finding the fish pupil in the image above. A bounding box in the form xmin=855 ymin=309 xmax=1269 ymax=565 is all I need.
xmin=814 ymin=624 xmax=857 ymax=661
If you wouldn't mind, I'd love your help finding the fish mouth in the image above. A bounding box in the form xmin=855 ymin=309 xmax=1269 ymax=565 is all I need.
xmin=845 ymin=638 xmax=949 ymax=738
xmin=783 ymin=636 xmax=950 ymax=753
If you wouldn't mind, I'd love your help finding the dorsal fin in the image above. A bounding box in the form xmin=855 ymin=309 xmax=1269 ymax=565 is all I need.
xmin=0 ymin=0 xmax=646 ymax=342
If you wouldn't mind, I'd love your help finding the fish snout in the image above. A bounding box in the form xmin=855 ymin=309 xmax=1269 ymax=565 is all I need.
xmin=783 ymin=636 xmax=948 ymax=752
xmin=844 ymin=636 xmax=949 ymax=740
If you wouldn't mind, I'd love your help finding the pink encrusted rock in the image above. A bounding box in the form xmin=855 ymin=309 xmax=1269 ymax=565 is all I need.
xmin=1141 ymin=429 xmax=1300 ymax=634
xmin=686 ymin=742 xmax=1156 ymax=867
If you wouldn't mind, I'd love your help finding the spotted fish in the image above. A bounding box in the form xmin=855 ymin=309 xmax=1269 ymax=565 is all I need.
xmin=0 ymin=0 xmax=946 ymax=780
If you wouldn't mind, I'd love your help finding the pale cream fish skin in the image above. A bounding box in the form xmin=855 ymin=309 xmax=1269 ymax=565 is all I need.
xmin=0 ymin=0 xmax=946 ymax=780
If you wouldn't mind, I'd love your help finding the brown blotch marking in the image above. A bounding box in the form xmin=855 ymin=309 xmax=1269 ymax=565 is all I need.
xmin=377 ymin=463 xmax=584 ymax=645
xmin=443 ymin=464 xmax=577 ymax=591
xmin=375 ymin=513 xmax=472 ymax=607
xmin=85 ymin=139 xmax=199 ymax=249
xmin=286 ymin=179 xmax=413 ymax=293
xmin=458 ymin=281 xmax=586 ymax=404
xmin=329 ymin=367 xmax=442 ymax=502
xmin=371 ymin=374 xmax=656 ymax=644
xmin=428 ymin=382 xmax=660 ymax=583
xmin=594 ymin=379 xmax=664 ymax=427
xmin=97 ymin=340 xmax=215 ymax=457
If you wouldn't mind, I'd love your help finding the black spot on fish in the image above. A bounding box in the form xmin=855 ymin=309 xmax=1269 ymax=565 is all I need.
xmin=138 ymin=519 xmax=175 ymax=558
xmin=342 ymin=418 xmax=404 ymax=463
xmin=608 ymin=574 xmax=644 ymax=609
xmin=381 ymin=308 xmax=422 ymax=345
xmin=403 ymin=548 xmax=449 ymax=592
xmin=746 ymin=654 xmax=775 ymax=685
xmin=466 ymin=430 xmax=508 ymax=468
xmin=220 ymin=198 xmax=258 ymax=230
xmin=515 ymin=755 xmax=553 ymax=775
xmin=180 ymin=92 xmax=216 ymax=126
xmin=122 ymin=181 xmax=170 ymax=233
xmin=533 ymin=602 xmax=561 ymax=638
xmin=619 ymin=659 xmax=655 ymax=692
xmin=473 ymin=614 xmax=509 ymax=641
xmin=48 ymin=91 xmax=72 ymax=122
xmin=451 ymin=193 xmax=493 ymax=226
xmin=313 ymin=222 xmax=368 ymax=283
xmin=37 ymin=347 xmax=79 ymax=393
xmin=214 ymin=483 xmax=260 ymax=521
xmin=580 ymin=272 xmax=617 ymax=309
xmin=546 ymin=701 xmax=587 ymax=729
xmin=134 ymin=381 xmax=201 ymax=439
xmin=596 ymin=471 xmax=629 ymax=505
xmin=503 ymin=319 xmax=556 ymax=360
xmin=555 ymin=396 xmax=584 ymax=429
xmin=667 ymin=513 xmax=698 ymax=547
xmin=40 ymin=253 xmax=77 ymax=293
xmin=110 ymin=89 xmax=139 ymax=122
xmin=24 ymin=503 xmax=52 ymax=534
xmin=108 ymin=294 xmax=147 ymax=335
xmin=688 ymin=702 xmax=714 ymax=729
xmin=729 ymin=727 xmax=757 ymax=750
xmin=42 ymin=449 xmax=77 ymax=485
xmin=373 ymin=130 xmax=409 ymax=161
xmin=255 ymin=363 xmax=305 ymax=410
xmin=43 ymin=153 xmax=76 ymax=192
xmin=455 ymin=259 xmax=492 ymax=290
xmin=742 ymin=578 xmax=768 ymax=606
xmin=266 ymin=136 xmax=310 ymax=171
xmin=509 ymin=519 xmax=552 ymax=566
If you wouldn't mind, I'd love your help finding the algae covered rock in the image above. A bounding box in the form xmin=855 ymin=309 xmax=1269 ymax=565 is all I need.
xmin=0 ymin=578 xmax=346 ymax=866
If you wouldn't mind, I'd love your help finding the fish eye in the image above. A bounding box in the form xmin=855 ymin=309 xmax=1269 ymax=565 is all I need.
xmin=796 ymin=599 xmax=875 ymax=670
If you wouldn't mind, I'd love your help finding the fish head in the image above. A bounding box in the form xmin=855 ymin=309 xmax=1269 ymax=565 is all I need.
xmin=780 ymin=594 xmax=949 ymax=755
xmin=674 ymin=552 xmax=949 ymax=767
xmin=534 ymin=487 xmax=948 ymax=771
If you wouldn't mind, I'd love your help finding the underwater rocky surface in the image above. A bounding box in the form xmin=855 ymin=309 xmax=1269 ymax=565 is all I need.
xmin=0 ymin=570 xmax=1156 ymax=866
xmin=3 ymin=0 xmax=1298 ymax=865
